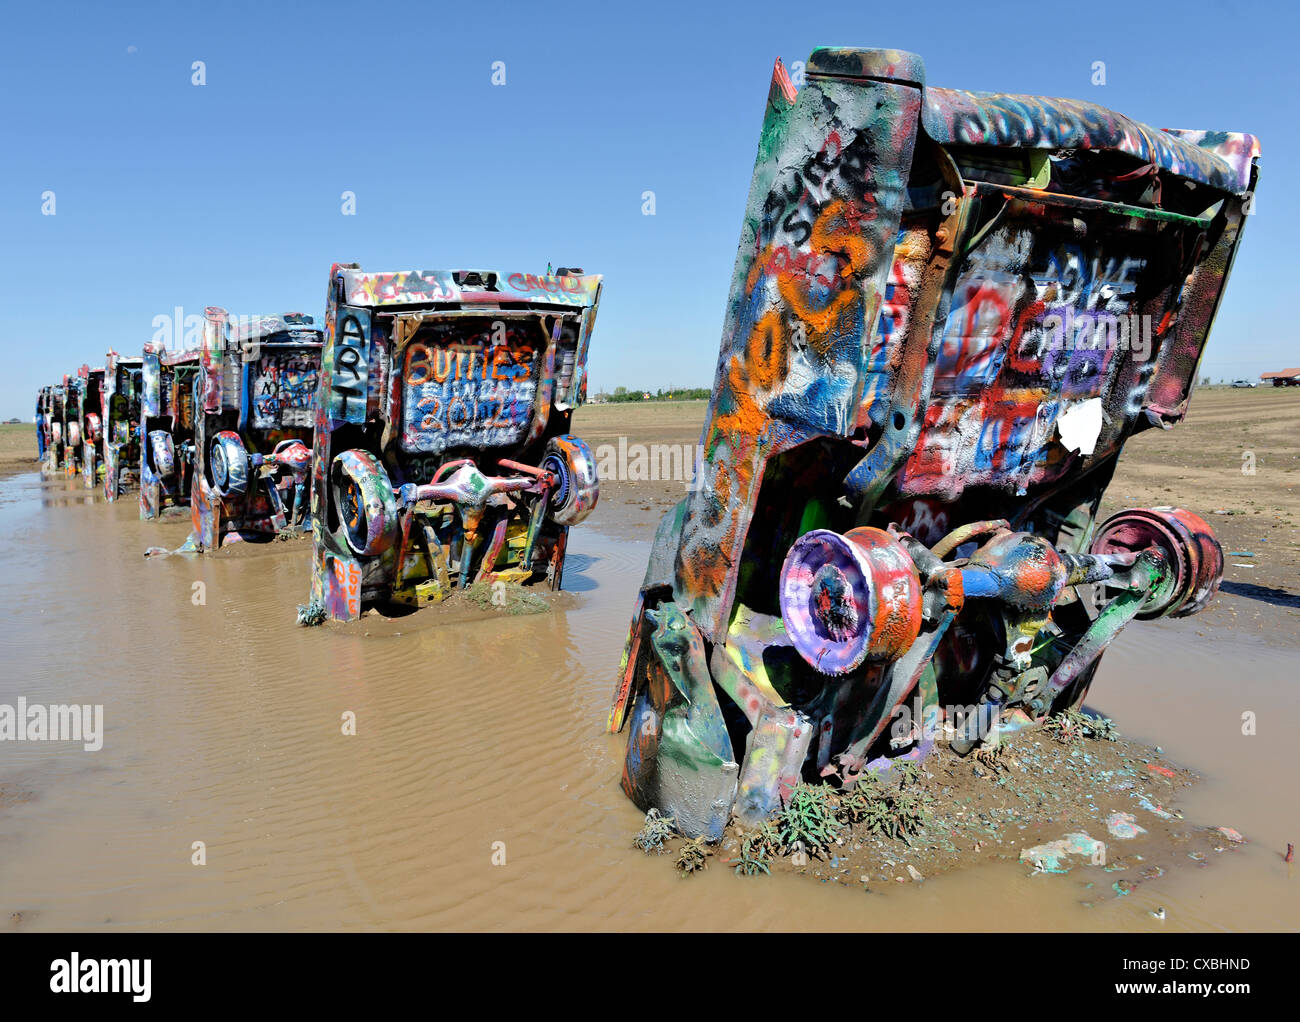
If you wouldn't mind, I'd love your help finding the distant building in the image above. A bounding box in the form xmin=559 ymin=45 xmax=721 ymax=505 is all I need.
xmin=1260 ymin=368 xmax=1300 ymax=387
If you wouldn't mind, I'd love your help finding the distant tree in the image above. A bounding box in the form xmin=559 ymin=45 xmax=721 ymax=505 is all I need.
xmin=604 ymin=386 xmax=712 ymax=402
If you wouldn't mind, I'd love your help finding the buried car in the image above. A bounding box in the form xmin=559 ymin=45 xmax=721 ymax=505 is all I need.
xmin=102 ymin=351 xmax=144 ymax=501
xmin=139 ymin=342 xmax=202 ymax=519
xmin=59 ymin=373 xmax=85 ymax=478
xmin=72 ymin=364 xmax=106 ymax=488
xmin=36 ymin=384 xmax=65 ymax=476
xmin=608 ymin=47 xmax=1258 ymax=840
xmin=300 ymin=264 xmax=602 ymax=623
xmin=186 ymin=308 xmax=323 ymax=550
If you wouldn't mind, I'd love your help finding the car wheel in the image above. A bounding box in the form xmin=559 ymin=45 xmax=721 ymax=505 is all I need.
xmin=331 ymin=450 xmax=397 ymax=557
xmin=542 ymin=435 xmax=599 ymax=526
xmin=210 ymin=431 xmax=250 ymax=497
xmin=148 ymin=430 xmax=175 ymax=478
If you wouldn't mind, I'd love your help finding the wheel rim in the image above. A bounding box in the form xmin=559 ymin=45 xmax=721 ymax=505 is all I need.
xmin=212 ymin=445 xmax=228 ymax=489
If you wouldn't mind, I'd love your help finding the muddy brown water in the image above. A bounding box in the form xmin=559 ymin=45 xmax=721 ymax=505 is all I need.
xmin=1 ymin=470 xmax=1296 ymax=931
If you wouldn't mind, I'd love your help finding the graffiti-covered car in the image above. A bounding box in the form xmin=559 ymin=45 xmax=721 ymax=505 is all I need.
xmin=609 ymin=47 xmax=1259 ymax=839
xmin=56 ymin=373 xmax=86 ymax=479
xmin=140 ymin=342 xmax=202 ymax=519
xmin=36 ymin=384 xmax=64 ymax=475
xmin=71 ymin=364 xmax=106 ymax=488
xmin=187 ymin=307 xmax=323 ymax=549
xmin=301 ymin=264 xmax=602 ymax=622
xmin=103 ymin=351 xmax=144 ymax=501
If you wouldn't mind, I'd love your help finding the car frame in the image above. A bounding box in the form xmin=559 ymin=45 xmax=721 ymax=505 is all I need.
xmin=71 ymin=364 xmax=106 ymax=488
xmin=36 ymin=384 xmax=63 ymax=475
xmin=301 ymin=264 xmax=603 ymax=622
xmin=609 ymin=46 xmax=1259 ymax=839
xmin=139 ymin=342 xmax=202 ymax=519
xmin=187 ymin=307 xmax=324 ymax=549
xmin=102 ymin=351 xmax=144 ymax=501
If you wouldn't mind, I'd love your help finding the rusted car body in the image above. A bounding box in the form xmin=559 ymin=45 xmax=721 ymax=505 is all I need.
xmin=609 ymin=47 xmax=1259 ymax=839
xmin=186 ymin=308 xmax=324 ymax=549
xmin=102 ymin=351 xmax=144 ymax=501
xmin=72 ymin=364 xmax=106 ymax=488
xmin=139 ymin=344 xmax=202 ymax=519
xmin=301 ymin=264 xmax=602 ymax=623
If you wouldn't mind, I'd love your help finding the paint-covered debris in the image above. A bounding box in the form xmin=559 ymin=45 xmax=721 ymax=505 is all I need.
xmin=1215 ymin=826 xmax=1247 ymax=844
xmin=1136 ymin=796 xmax=1178 ymax=820
xmin=1021 ymin=833 xmax=1106 ymax=873
xmin=303 ymin=264 xmax=602 ymax=623
xmin=610 ymin=44 xmax=1256 ymax=840
xmin=1106 ymin=811 xmax=1148 ymax=839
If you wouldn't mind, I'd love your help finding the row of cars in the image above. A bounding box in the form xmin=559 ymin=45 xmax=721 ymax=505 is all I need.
xmin=36 ymin=263 xmax=605 ymax=621
xmin=34 ymin=47 xmax=1262 ymax=838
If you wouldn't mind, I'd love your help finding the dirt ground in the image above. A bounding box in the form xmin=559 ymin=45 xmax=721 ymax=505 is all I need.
xmin=0 ymin=423 xmax=37 ymax=480
xmin=574 ymin=387 xmax=1300 ymax=647
xmin=640 ymin=724 xmax=1250 ymax=895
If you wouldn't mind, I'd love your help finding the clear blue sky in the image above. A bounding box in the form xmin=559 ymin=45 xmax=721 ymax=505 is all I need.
xmin=2 ymin=0 xmax=1291 ymax=417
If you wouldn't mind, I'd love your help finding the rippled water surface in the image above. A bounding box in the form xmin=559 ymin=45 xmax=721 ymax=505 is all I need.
xmin=1 ymin=471 xmax=1295 ymax=931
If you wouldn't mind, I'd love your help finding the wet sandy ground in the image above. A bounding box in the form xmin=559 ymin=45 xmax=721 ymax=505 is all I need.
xmin=0 ymin=469 xmax=1295 ymax=932
xmin=1 ymin=391 xmax=1297 ymax=931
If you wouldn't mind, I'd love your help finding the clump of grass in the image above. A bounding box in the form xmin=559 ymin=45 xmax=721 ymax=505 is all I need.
xmin=891 ymin=783 xmax=929 ymax=839
xmin=633 ymin=808 xmax=676 ymax=854
xmin=777 ymin=782 xmax=841 ymax=856
xmin=733 ymin=822 xmax=778 ymax=876
xmin=836 ymin=765 xmax=929 ymax=842
xmin=1044 ymin=709 xmax=1087 ymax=744
xmin=836 ymin=774 xmax=885 ymax=824
xmin=1045 ymin=708 xmax=1118 ymax=744
xmin=675 ymin=837 xmax=711 ymax=876
xmin=973 ymin=740 xmax=1009 ymax=770
xmin=1085 ymin=714 xmax=1119 ymax=741
xmin=896 ymin=761 xmax=923 ymax=788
